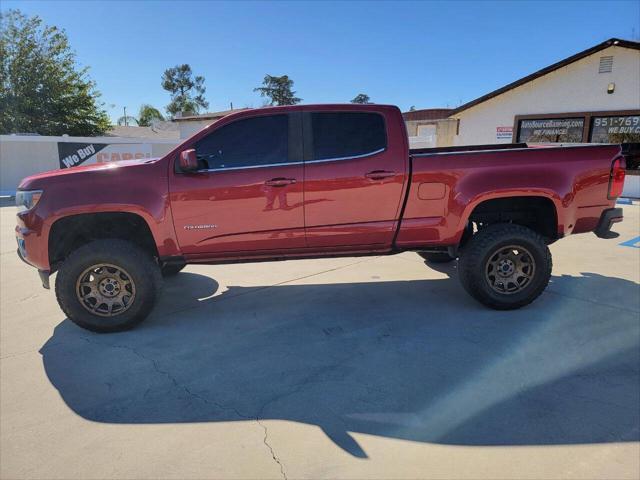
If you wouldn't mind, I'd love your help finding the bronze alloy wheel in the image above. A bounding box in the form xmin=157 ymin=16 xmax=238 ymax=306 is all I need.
xmin=484 ymin=245 xmax=536 ymax=295
xmin=76 ymin=263 xmax=136 ymax=317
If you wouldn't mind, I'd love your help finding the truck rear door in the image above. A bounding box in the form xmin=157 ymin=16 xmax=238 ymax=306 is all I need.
xmin=303 ymin=108 xmax=408 ymax=248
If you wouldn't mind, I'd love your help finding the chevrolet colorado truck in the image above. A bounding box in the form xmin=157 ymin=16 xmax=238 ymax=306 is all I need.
xmin=16 ymin=104 xmax=626 ymax=332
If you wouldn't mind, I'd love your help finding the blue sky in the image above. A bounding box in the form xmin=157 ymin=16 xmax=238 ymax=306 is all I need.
xmin=4 ymin=0 xmax=639 ymax=122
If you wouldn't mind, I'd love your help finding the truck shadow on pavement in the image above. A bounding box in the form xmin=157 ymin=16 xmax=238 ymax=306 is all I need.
xmin=40 ymin=269 xmax=640 ymax=458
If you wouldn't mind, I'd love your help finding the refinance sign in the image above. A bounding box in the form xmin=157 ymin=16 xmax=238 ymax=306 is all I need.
xmin=57 ymin=142 xmax=152 ymax=169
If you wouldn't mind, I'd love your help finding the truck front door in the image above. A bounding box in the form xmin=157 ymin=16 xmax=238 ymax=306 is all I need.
xmin=169 ymin=113 xmax=305 ymax=256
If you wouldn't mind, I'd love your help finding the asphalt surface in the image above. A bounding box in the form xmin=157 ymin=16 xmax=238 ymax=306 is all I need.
xmin=1 ymin=204 xmax=639 ymax=479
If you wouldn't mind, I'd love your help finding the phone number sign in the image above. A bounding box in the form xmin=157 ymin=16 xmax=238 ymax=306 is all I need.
xmin=590 ymin=115 xmax=640 ymax=143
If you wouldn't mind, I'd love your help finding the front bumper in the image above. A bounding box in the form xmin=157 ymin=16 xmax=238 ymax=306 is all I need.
xmin=15 ymin=206 xmax=50 ymax=271
xmin=16 ymin=209 xmax=51 ymax=290
xmin=594 ymin=207 xmax=623 ymax=239
xmin=16 ymin=246 xmax=50 ymax=289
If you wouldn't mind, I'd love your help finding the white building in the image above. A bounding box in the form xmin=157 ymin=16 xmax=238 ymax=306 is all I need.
xmin=439 ymin=38 xmax=639 ymax=198
xmin=448 ymin=38 xmax=640 ymax=146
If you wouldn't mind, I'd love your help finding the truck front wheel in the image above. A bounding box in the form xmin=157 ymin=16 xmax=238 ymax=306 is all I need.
xmin=55 ymin=239 xmax=162 ymax=332
xmin=458 ymin=224 xmax=552 ymax=310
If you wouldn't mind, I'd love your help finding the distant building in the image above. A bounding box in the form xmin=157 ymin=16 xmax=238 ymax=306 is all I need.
xmin=107 ymin=123 xmax=180 ymax=141
xmin=402 ymin=108 xmax=454 ymax=148
xmin=173 ymin=109 xmax=250 ymax=139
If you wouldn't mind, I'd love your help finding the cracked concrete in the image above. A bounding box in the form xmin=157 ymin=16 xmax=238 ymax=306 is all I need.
xmin=79 ymin=336 xmax=289 ymax=478
xmin=1 ymin=204 xmax=639 ymax=479
xmin=258 ymin=418 xmax=287 ymax=480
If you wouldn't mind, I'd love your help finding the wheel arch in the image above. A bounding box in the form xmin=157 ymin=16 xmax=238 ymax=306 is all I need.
xmin=458 ymin=192 xmax=561 ymax=245
xmin=48 ymin=211 xmax=160 ymax=272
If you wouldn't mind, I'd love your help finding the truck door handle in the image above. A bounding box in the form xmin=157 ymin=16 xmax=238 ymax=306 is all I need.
xmin=365 ymin=170 xmax=395 ymax=180
xmin=265 ymin=177 xmax=296 ymax=187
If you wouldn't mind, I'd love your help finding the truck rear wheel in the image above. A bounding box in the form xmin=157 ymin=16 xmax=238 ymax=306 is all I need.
xmin=458 ymin=224 xmax=552 ymax=310
xmin=55 ymin=239 xmax=162 ymax=332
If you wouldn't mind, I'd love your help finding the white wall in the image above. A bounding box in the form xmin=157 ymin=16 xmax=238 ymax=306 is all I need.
xmin=452 ymin=46 xmax=640 ymax=145
xmin=178 ymin=119 xmax=216 ymax=139
xmin=0 ymin=135 xmax=178 ymax=195
xmin=623 ymin=174 xmax=640 ymax=198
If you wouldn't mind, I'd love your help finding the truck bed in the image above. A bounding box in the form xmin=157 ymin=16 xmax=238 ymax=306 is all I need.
xmin=396 ymin=143 xmax=622 ymax=247
xmin=409 ymin=143 xmax=529 ymax=156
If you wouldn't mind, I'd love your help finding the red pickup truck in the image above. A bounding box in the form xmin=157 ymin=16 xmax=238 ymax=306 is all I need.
xmin=16 ymin=104 xmax=626 ymax=332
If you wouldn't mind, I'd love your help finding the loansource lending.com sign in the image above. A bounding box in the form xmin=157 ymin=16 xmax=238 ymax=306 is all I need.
xmin=57 ymin=142 xmax=152 ymax=169
xmin=517 ymin=118 xmax=585 ymax=143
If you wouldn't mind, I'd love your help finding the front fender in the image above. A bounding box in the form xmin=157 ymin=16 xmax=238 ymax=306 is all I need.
xmin=19 ymin=160 xmax=181 ymax=271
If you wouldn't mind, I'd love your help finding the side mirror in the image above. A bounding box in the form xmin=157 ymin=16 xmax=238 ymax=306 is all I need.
xmin=179 ymin=149 xmax=198 ymax=172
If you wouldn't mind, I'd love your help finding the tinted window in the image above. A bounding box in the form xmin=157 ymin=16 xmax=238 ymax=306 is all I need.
xmin=194 ymin=114 xmax=288 ymax=170
xmin=311 ymin=112 xmax=386 ymax=160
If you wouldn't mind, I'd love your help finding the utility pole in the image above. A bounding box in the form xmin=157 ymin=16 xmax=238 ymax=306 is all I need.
xmin=123 ymin=106 xmax=127 ymax=126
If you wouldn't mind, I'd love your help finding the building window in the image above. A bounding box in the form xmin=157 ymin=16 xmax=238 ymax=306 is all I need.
xmin=517 ymin=118 xmax=585 ymax=143
xmin=514 ymin=111 xmax=640 ymax=171
xmin=589 ymin=115 xmax=640 ymax=143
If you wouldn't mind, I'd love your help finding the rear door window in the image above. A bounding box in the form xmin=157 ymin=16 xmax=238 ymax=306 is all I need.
xmin=194 ymin=114 xmax=288 ymax=170
xmin=310 ymin=112 xmax=386 ymax=160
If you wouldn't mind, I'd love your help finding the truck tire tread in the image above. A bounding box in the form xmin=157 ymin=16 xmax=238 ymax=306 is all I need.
xmin=458 ymin=223 xmax=552 ymax=310
xmin=55 ymin=239 xmax=162 ymax=333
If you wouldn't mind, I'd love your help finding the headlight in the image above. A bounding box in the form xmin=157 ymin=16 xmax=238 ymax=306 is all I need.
xmin=15 ymin=190 xmax=43 ymax=212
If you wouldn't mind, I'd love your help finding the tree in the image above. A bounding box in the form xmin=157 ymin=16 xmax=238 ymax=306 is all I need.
xmin=350 ymin=93 xmax=371 ymax=104
xmin=116 ymin=115 xmax=138 ymax=126
xmin=0 ymin=10 xmax=110 ymax=136
xmin=409 ymin=105 xmax=416 ymax=111
xmin=137 ymin=104 xmax=164 ymax=126
xmin=161 ymin=64 xmax=208 ymax=117
xmin=254 ymin=74 xmax=301 ymax=106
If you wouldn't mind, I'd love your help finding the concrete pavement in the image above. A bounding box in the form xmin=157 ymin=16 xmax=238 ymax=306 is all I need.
xmin=1 ymin=204 xmax=639 ymax=479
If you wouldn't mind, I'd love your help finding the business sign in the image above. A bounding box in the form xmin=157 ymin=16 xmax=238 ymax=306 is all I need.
xmin=590 ymin=115 xmax=640 ymax=143
xmin=57 ymin=142 xmax=152 ymax=169
xmin=517 ymin=118 xmax=584 ymax=143
xmin=496 ymin=126 xmax=513 ymax=140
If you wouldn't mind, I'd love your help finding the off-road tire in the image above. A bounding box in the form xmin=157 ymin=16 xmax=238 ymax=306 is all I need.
xmin=458 ymin=223 xmax=552 ymax=310
xmin=55 ymin=239 xmax=162 ymax=333
xmin=418 ymin=252 xmax=455 ymax=263
xmin=161 ymin=263 xmax=186 ymax=276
